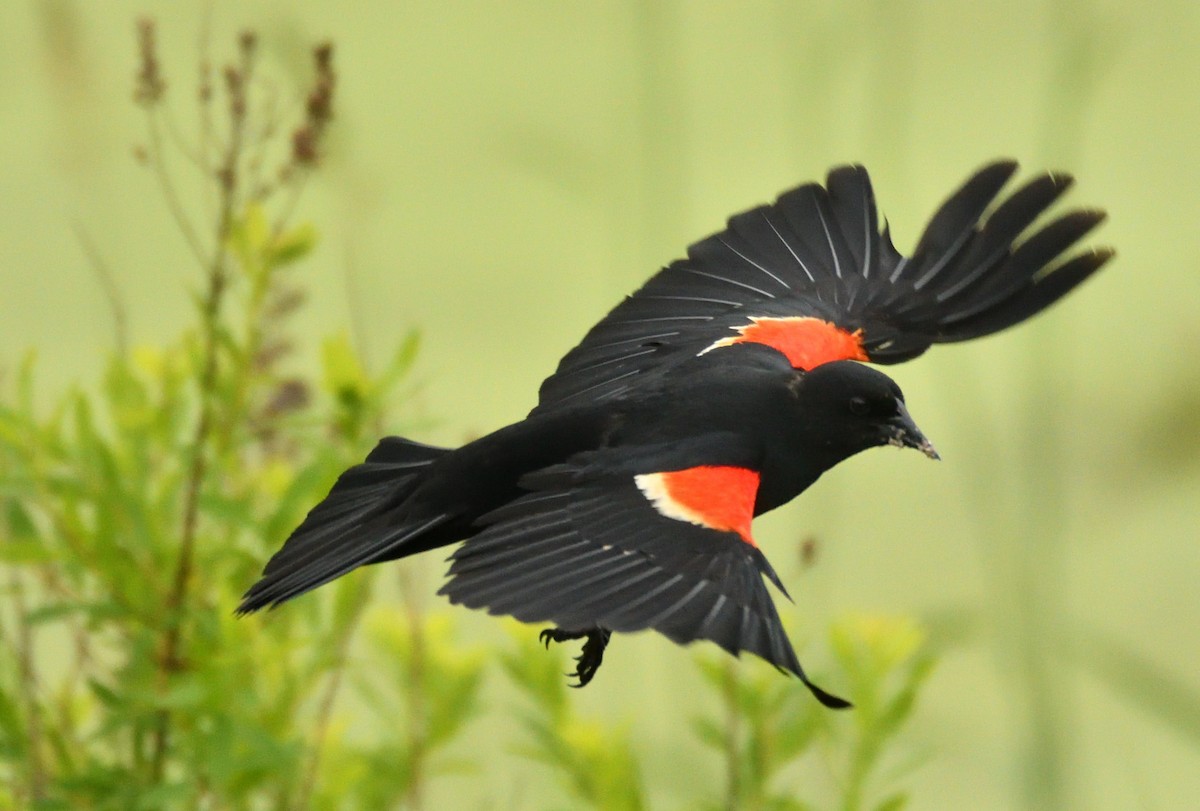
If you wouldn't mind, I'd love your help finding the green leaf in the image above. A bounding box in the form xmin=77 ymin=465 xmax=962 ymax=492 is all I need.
xmin=379 ymin=330 xmax=421 ymax=391
xmin=227 ymin=202 xmax=270 ymax=280
xmin=155 ymin=678 xmax=207 ymax=710
xmin=874 ymin=792 xmax=910 ymax=811
xmin=690 ymin=717 xmax=727 ymax=750
xmin=266 ymin=222 xmax=318 ymax=268
xmin=4 ymin=498 xmax=38 ymax=537
xmin=0 ymin=538 xmax=53 ymax=565
xmin=16 ymin=349 xmax=38 ymax=415
xmin=87 ymin=678 xmax=125 ymax=710
xmin=26 ymin=600 xmax=122 ymax=625
xmin=0 ymin=689 xmax=28 ymax=760
xmin=322 ymin=333 xmax=369 ymax=402
xmin=198 ymin=489 xmax=255 ymax=527
xmin=765 ymin=797 xmax=817 ymax=811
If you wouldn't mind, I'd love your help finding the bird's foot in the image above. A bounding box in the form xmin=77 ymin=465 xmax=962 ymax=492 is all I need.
xmin=538 ymin=626 xmax=612 ymax=687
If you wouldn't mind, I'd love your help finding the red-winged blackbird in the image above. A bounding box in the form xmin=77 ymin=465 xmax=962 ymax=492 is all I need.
xmin=239 ymin=160 xmax=1111 ymax=707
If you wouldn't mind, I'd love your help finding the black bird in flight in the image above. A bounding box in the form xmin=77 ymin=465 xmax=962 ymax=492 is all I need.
xmin=240 ymin=160 xmax=1111 ymax=707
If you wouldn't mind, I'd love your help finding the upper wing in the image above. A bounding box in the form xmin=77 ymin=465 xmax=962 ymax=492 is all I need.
xmin=438 ymin=446 xmax=848 ymax=707
xmin=535 ymin=160 xmax=1112 ymax=411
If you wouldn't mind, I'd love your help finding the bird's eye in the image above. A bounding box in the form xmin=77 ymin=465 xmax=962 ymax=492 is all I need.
xmin=848 ymin=396 xmax=870 ymax=416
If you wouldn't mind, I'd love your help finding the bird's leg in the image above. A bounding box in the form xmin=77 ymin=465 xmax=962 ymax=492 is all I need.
xmin=538 ymin=626 xmax=612 ymax=687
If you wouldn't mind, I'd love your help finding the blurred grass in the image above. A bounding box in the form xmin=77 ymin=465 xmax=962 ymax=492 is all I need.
xmin=1 ymin=2 xmax=1198 ymax=809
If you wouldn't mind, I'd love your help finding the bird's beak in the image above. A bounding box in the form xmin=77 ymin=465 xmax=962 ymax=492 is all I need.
xmin=888 ymin=399 xmax=940 ymax=460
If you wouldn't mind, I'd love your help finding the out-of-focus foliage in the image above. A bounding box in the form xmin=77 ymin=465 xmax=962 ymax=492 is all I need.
xmin=496 ymin=615 xmax=933 ymax=811
xmin=502 ymin=621 xmax=649 ymax=811
xmin=690 ymin=616 xmax=934 ymax=811
xmin=311 ymin=609 xmax=487 ymax=811
xmin=0 ymin=205 xmax=443 ymax=809
xmin=0 ymin=24 xmax=479 ymax=809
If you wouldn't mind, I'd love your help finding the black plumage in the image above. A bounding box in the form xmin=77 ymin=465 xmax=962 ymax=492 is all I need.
xmin=535 ymin=160 xmax=1109 ymax=408
xmin=240 ymin=161 xmax=1110 ymax=706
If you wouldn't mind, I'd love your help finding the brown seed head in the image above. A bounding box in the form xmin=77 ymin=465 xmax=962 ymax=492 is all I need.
xmin=134 ymin=17 xmax=166 ymax=106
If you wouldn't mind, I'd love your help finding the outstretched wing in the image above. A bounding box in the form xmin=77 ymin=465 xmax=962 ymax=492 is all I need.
xmin=535 ymin=160 xmax=1112 ymax=411
xmin=438 ymin=447 xmax=848 ymax=707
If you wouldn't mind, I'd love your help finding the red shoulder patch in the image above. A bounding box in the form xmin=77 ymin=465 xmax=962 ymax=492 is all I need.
xmin=699 ymin=316 xmax=867 ymax=370
xmin=635 ymin=466 xmax=759 ymax=546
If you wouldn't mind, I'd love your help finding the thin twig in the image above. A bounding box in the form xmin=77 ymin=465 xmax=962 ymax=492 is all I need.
xmin=270 ymin=169 xmax=312 ymax=238
xmin=32 ymin=562 xmax=94 ymax=749
xmin=400 ymin=564 xmax=428 ymax=811
xmin=245 ymin=80 xmax=283 ymax=204
xmin=162 ymin=105 xmax=209 ymax=171
xmin=293 ymin=585 xmax=372 ymax=811
xmin=144 ymin=110 xmax=208 ymax=267
xmin=341 ymin=246 xmax=373 ymax=374
xmin=9 ymin=566 xmax=47 ymax=803
xmin=196 ymin=3 xmax=217 ymax=218
xmin=292 ymin=669 xmax=346 ymax=810
xmin=722 ymin=661 xmax=741 ymax=811
xmin=71 ymin=221 xmax=129 ymax=355
xmin=148 ymin=40 xmax=254 ymax=781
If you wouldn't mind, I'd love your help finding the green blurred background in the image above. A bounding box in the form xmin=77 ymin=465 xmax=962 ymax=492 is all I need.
xmin=2 ymin=1 xmax=1198 ymax=808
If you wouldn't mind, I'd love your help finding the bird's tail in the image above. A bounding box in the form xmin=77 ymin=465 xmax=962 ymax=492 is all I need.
xmin=237 ymin=436 xmax=451 ymax=614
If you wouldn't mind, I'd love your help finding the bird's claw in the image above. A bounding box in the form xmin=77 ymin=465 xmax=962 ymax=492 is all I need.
xmin=538 ymin=626 xmax=611 ymax=688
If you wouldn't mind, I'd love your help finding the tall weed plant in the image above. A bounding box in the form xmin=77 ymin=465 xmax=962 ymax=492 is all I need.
xmin=0 ymin=20 xmax=932 ymax=811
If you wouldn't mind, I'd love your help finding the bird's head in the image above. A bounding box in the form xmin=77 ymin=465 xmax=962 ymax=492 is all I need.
xmin=791 ymin=360 xmax=939 ymax=463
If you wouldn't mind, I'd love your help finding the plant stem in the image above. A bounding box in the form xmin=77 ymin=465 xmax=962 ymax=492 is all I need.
xmin=293 ymin=587 xmax=371 ymax=811
xmin=72 ymin=221 xmax=129 ymax=355
xmin=145 ymin=109 xmax=207 ymax=267
xmin=8 ymin=566 xmax=47 ymax=803
xmin=722 ymin=661 xmax=741 ymax=811
xmin=148 ymin=47 xmax=251 ymax=779
xmin=404 ymin=572 xmax=428 ymax=811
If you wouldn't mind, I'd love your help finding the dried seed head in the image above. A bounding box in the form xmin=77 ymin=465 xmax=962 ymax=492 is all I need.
xmin=199 ymin=58 xmax=213 ymax=104
xmin=291 ymin=127 xmax=318 ymax=166
xmin=224 ymin=64 xmax=246 ymax=119
xmin=288 ymin=42 xmax=337 ymax=168
xmin=134 ymin=17 xmax=166 ymax=106
xmin=238 ymin=29 xmax=258 ymax=58
xmin=798 ymin=535 xmax=819 ymax=569
xmin=307 ymin=43 xmax=336 ymax=125
xmin=262 ymin=379 xmax=311 ymax=417
xmin=267 ymin=287 xmax=307 ymax=319
xmin=314 ymin=42 xmax=333 ymax=74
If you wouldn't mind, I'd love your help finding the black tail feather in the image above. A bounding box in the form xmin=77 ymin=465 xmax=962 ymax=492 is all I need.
xmin=940 ymin=247 xmax=1113 ymax=341
xmin=932 ymin=173 xmax=1074 ymax=300
xmin=878 ymin=163 xmax=1111 ymax=353
xmin=908 ymin=160 xmax=1019 ymax=289
xmin=238 ymin=437 xmax=450 ymax=614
